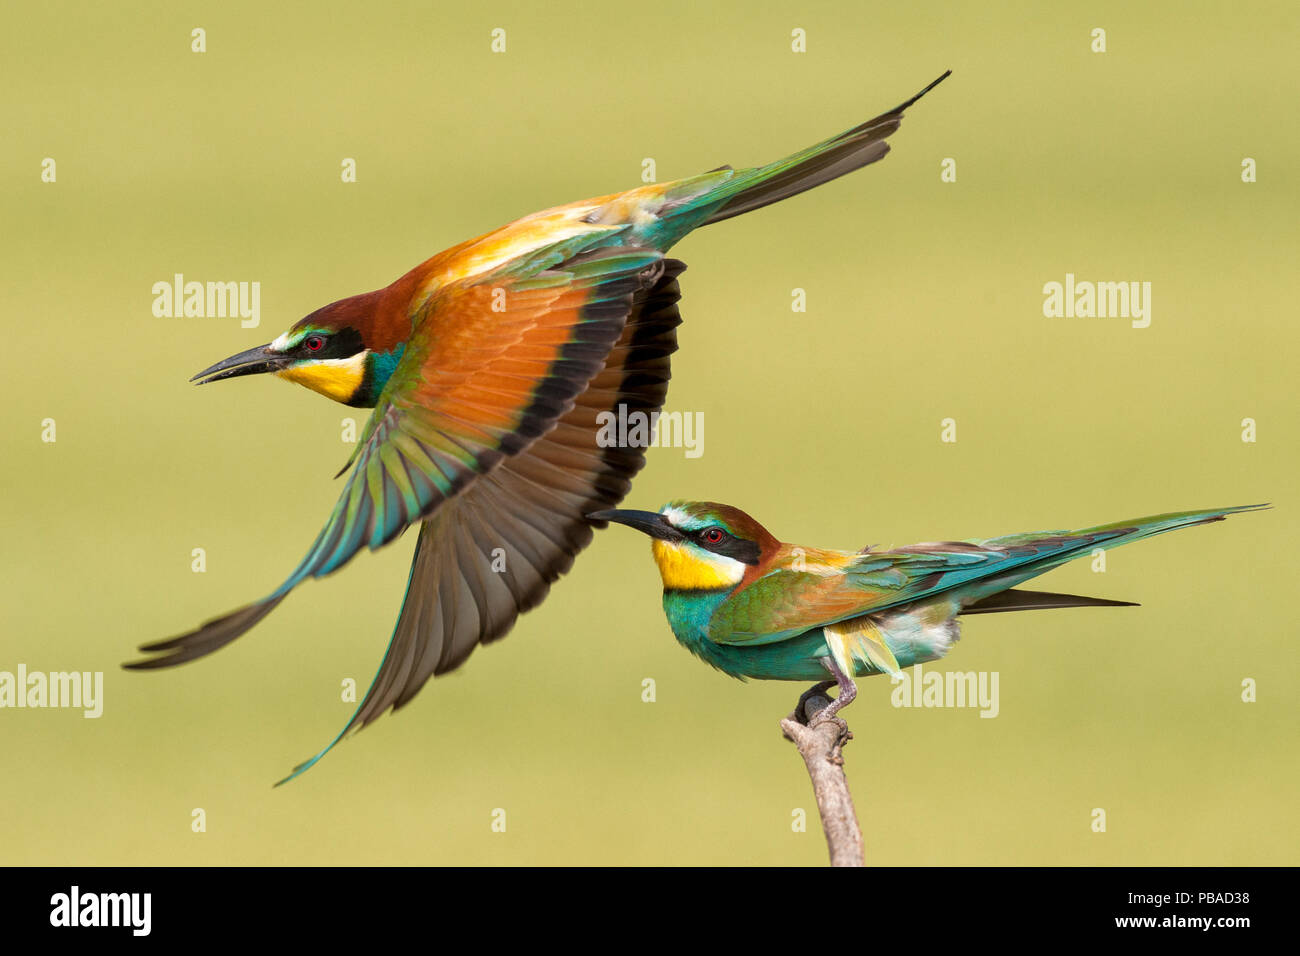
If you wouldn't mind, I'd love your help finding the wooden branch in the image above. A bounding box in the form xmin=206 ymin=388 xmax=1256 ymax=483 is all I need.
xmin=780 ymin=693 xmax=865 ymax=867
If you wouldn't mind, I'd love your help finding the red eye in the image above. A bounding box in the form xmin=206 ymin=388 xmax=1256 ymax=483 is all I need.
xmin=305 ymin=335 xmax=325 ymax=353
xmin=702 ymin=527 xmax=725 ymax=544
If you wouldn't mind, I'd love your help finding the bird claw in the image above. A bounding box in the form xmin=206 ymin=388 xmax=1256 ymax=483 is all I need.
xmin=808 ymin=710 xmax=848 ymax=732
xmin=788 ymin=670 xmax=855 ymax=759
xmin=810 ymin=713 xmax=852 ymax=760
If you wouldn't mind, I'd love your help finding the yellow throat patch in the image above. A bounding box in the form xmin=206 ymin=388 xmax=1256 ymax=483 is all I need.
xmin=651 ymin=539 xmax=744 ymax=591
xmin=275 ymin=353 xmax=366 ymax=404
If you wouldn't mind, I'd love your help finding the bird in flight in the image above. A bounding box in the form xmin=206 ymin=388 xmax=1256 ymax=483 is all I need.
xmin=590 ymin=501 xmax=1266 ymax=724
xmin=127 ymin=72 xmax=952 ymax=782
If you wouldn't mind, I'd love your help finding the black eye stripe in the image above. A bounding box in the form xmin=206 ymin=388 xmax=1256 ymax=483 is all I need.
xmin=692 ymin=525 xmax=760 ymax=566
xmin=292 ymin=327 xmax=365 ymax=359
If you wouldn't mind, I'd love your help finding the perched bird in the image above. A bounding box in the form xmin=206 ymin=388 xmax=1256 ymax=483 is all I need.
xmin=126 ymin=72 xmax=952 ymax=782
xmin=590 ymin=501 xmax=1266 ymax=723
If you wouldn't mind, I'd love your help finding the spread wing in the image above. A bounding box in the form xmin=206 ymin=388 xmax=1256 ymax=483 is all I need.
xmin=282 ymin=244 xmax=666 ymax=580
xmin=277 ymin=261 xmax=685 ymax=781
xmin=128 ymin=236 xmax=664 ymax=672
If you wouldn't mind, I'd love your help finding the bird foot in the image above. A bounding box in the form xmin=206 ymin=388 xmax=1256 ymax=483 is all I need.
xmin=809 ymin=709 xmax=848 ymax=732
xmin=786 ymin=673 xmax=854 ymax=759
xmin=809 ymin=711 xmax=852 ymax=762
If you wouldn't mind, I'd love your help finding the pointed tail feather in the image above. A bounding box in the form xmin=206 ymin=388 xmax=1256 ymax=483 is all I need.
xmin=1072 ymin=503 xmax=1271 ymax=541
xmin=698 ymin=70 xmax=950 ymax=227
xmin=960 ymin=504 xmax=1271 ymax=604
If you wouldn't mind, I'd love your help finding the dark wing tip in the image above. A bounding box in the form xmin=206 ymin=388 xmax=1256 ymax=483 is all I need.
xmin=124 ymin=597 xmax=286 ymax=670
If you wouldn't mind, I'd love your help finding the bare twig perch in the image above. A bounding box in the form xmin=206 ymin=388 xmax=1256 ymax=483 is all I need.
xmin=781 ymin=693 xmax=865 ymax=867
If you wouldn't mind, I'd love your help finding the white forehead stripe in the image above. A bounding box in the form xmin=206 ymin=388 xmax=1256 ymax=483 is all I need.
xmin=662 ymin=505 xmax=693 ymax=527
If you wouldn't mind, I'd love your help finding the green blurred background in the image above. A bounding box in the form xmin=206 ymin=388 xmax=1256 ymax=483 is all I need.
xmin=2 ymin=0 xmax=1296 ymax=865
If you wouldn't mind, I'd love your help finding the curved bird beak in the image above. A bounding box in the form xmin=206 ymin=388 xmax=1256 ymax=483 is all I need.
xmin=587 ymin=509 xmax=683 ymax=542
xmin=191 ymin=343 xmax=290 ymax=385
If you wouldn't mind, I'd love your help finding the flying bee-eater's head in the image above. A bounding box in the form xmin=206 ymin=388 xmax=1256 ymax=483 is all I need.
xmin=190 ymin=290 xmax=404 ymax=408
xmin=589 ymin=500 xmax=778 ymax=591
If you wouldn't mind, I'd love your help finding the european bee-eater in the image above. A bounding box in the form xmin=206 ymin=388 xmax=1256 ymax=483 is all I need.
xmin=590 ymin=501 xmax=1266 ymax=724
xmin=127 ymin=73 xmax=952 ymax=782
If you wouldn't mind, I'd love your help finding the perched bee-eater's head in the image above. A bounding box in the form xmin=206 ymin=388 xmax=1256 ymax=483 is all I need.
xmin=190 ymin=290 xmax=405 ymax=408
xmin=589 ymin=500 xmax=778 ymax=592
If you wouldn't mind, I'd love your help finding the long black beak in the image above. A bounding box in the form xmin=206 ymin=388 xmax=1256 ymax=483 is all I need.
xmin=191 ymin=343 xmax=289 ymax=385
xmin=587 ymin=509 xmax=683 ymax=542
